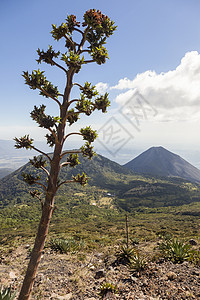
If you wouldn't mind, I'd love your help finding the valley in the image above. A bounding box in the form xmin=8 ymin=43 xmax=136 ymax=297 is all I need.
xmin=0 ymin=148 xmax=200 ymax=243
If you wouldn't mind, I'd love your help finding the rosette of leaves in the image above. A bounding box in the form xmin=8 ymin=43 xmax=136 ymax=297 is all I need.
xmin=73 ymin=172 xmax=88 ymax=186
xmin=79 ymin=81 xmax=98 ymax=99
xmin=129 ymin=250 xmax=147 ymax=272
xmin=22 ymin=173 xmax=41 ymax=185
xmin=61 ymin=51 xmax=84 ymax=73
xmin=80 ymin=126 xmax=97 ymax=143
xmin=81 ymin=142 xmax=95 ymax=159
xmin=49 ymin=237 xmax=84 ymax=254
xmin=99 ymin=282 xmax=118 ymax=299
xmin=66 ymin=154 xmax=80 ymax=167
xmin=159 ymin=238 xmax=192 ymax=263
xmin=116 ymin=245 xmax=136 ymax=265
xmin=0 ymin=286 xmax=17 ymax=300
xmin=14 ymin=135 xmax=33 ymax=150
xmin=30 ymin=105 xmax=59 ymax=129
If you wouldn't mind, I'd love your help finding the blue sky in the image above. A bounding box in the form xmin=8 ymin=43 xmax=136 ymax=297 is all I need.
xmin=1 ymin=0 xmax=200 ymax=164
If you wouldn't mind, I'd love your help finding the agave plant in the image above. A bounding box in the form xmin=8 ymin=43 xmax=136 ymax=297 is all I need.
xmin=188 ymin=249 xmax=200 ymax=266
xmin=159 ymin=238 xmax=192 ymax=263
xmin=116 ymin=245 xmax=136 ymax=264
xmin=129 ymin=249 xmax=147 ymax=272
xmin=49 ymin=237 xmax=85 ymax=254
xmin=0 ymin=286 xmax=16 ymax=300
xmin=99 ymin=282 xmax=118 ymax=299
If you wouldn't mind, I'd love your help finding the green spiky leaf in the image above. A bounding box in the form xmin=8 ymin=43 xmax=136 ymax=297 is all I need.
xmin=81 ymin=142 xmax=95 ymax=159
xmin=66 ymin=109 xmax=80 ymax=125
xmin=67 ymin=154 xmax=80 ymax=167
xmin=22 ymin=173 xmax=41 ymax=185
xmin=75 ymin=95 xmax=93 ymax=116
xmin=80 ymin=126 xmax=97 ymax=143
xmin=29 ymin=156 xmax=47 ymax=168
xmin=14 ymin=135 xmax=33 ymax=150
xmin=94 ymin=92 xmax=110 ymax=112
xmin=79 ymin=82 xmax=98 ymax=99
xmin=73 ymin=172 xmax=88 ymax=186
xmin=0 ymin=286 xmax=17 ymax=300
xmin=36 ymin=46 xmax=60 ymax=65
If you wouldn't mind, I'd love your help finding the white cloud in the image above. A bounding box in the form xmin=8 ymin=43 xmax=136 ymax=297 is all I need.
xmin=95 ymin=82 xmax=109 ymax=94
xmin=111 ymin=51 xmax=200 ymax=121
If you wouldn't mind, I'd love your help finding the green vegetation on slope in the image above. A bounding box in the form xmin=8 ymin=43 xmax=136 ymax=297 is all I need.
xmin=0 ymin=153 xmax=200 ymax=248
xmin=1 ymin=153 xmax=200 ymax=209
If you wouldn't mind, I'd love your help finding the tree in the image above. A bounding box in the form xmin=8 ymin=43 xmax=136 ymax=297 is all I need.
xmin=15 ymin=9 xmax=116 ymax=300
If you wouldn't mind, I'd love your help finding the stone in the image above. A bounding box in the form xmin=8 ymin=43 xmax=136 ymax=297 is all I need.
xmin=94 ymin=269 xmax=106 ymax=279
xmin=142 ymin=279 xmax=148 ymax=286
xmin=60 ymin=293 xmax=73 ymax=300
xmin=167 ymin=271 xmax=177 ymax=280
xmin=9 ymin=271 xmax=17 ymax=279
xmin=108 ymin=266 xmax=115 ymax=272
xmin=51 ymin=293 xmax=73 ymax=300
xmin=131 ymin=276 xmax=138 ymax=283
xmin=88 ymin=263 xmax=95 ymax=270
xmin=102 ymin=291 xmax=117 ymax=299
xmin=189 ymin=239 xmax=197 ymax=246
xmin=192 ymin=270 xmax=200 ymax=276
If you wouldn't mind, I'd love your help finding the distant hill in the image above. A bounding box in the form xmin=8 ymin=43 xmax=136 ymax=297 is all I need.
xmin=124 ymin=146 xmax=200 ymax=183
xmin=0 ymin=168 xmax=14 ymax=179
xmin=1 ymin=151 xmax=200 ymax=210
xmin=0 ymin=153 xmax=133 ymax=206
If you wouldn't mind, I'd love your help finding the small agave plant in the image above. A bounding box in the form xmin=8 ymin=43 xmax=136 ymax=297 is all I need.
xmin=116 ymin=245 xmax=136 ymax=264
xmin=129 ymin=249 xmax=147 ymax=272
xmin=99 ymin=282 xmax=118 ymax=299
xmin=0 ymin=286 xmax=16 ymax=300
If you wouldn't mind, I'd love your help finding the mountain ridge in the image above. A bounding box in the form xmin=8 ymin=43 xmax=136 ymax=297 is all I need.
xmin=124 ymin=146 xmax=200 ymax=183
xmin=1 ymin=150 xmax=200 ymax=210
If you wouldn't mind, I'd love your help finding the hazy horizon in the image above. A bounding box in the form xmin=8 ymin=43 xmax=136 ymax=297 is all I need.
xmin=0 ymin=139 xmax=200 ymax=171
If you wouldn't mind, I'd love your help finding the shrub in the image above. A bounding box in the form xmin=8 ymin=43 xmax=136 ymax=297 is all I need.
xmin=0 ymin=286 xmax=16 ymax=300
xmin=129 ymin=249 xmax=147 ymax=272
xmin=188 ymin=249 xmax=200 ymax=266
xmin=159 ymin=238 xmax=192 ymax=263
xmin=130 ymin=237 xmax=139 ymax=245
xmin=99 ymin=282 xmax=118 ymax=298
xmin=49 ymin=237 xmax=85 ymax=254
xmin=116 ymin=245 xmax=136 ymax=264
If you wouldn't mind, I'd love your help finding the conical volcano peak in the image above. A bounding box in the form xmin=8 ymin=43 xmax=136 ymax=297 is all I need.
xmin=124 ymin=146 xmax=200 ymax=183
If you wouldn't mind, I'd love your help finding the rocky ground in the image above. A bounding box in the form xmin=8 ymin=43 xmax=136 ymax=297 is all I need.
xmin=0 ymin=241 xmax=200 ymax=300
